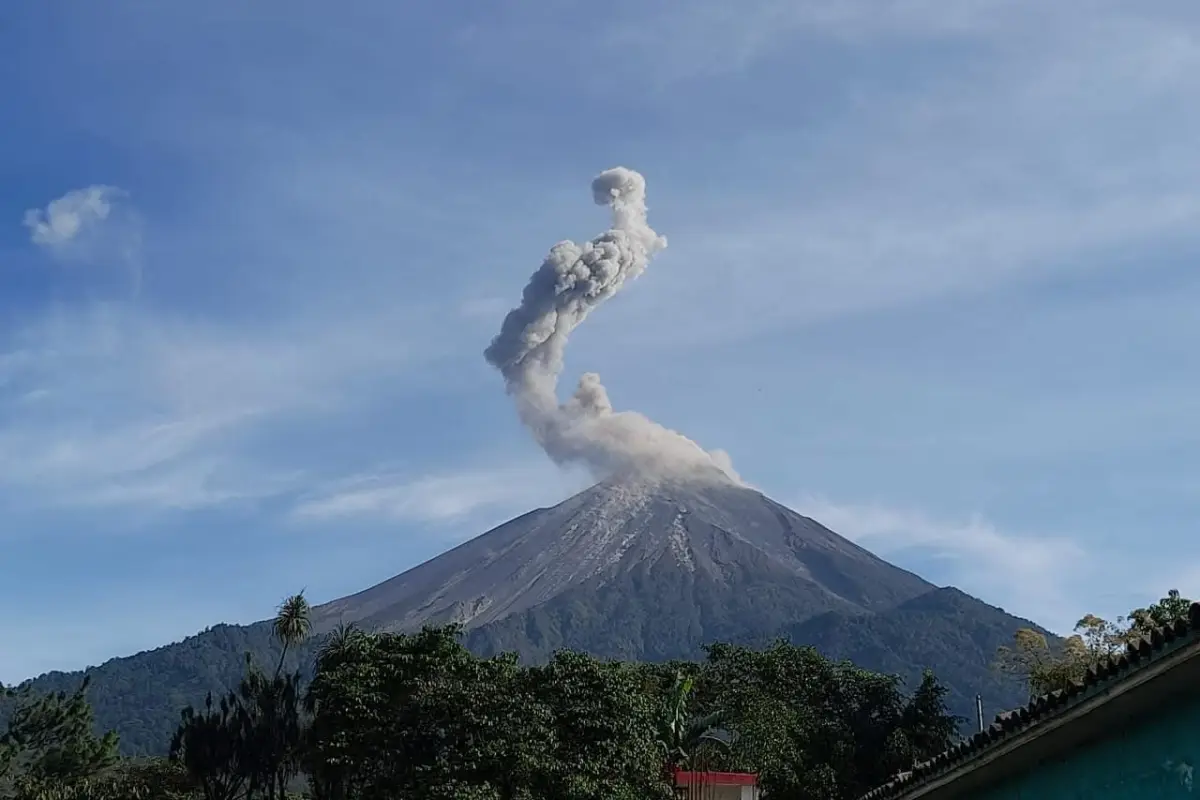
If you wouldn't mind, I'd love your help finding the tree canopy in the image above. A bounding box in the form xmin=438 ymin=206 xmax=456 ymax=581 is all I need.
xmin=1 ymin=592 xmax=966 ymax=799
xmin=994 ymin=589 xmax=1194 ymax=698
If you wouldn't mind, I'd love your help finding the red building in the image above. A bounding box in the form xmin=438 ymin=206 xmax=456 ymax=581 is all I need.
xmin=672 ymin=769 xmax=761 ymax=799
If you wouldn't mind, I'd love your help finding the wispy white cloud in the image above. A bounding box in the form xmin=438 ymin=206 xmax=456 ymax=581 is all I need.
xmin=591 ymin=3 xmax=1200 ymax=349
xmin=795 ymin=495 xmax=1087 ymax=631
xmin=602 ymin=0 xmax=1012 ymax=85
xmin=67 ymin=458 xmax=301 ymax=512
xmin=291 ymin=462 xmax=587 ymax=530
xmin=0 ymin=303 xmax=429 ymax=518
xmin=630 ymin=188 xmax=1200 ymax=349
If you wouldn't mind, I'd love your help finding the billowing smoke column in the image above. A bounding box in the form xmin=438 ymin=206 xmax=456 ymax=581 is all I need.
xmin=484 ymin=167 xmax=740 ymax=484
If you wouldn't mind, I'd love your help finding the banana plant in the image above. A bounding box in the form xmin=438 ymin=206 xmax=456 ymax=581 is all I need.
xmin=657 ymin=671 xmax=732 ymax=771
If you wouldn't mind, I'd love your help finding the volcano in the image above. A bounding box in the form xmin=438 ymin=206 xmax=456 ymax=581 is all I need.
xmin=310 ymin=472 xmax=937 ymax=657
xmin=18 ymin=473 xmax=1045 ymax=755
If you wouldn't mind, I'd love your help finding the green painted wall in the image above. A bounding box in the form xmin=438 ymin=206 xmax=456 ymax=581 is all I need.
xmin=978 ymin=695 xmax=1199 ymax=798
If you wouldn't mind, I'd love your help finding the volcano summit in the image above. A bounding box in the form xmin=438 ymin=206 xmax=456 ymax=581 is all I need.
xmin=311 ymin=471 xmax=934 ymax=652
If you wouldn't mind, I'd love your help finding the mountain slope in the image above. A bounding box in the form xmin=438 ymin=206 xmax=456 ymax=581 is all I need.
xmin=777 ymin=587 xmax=1049 ymax=721
xmin=311 ymin=474 xmax=936 ymax=635
xmin=12 ymin=474 xmax=1039 ymax=754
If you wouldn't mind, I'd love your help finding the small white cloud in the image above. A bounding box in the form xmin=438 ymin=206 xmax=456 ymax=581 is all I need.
xmin=22 ymin=186 xmax=143 ymax=291
xmin=23 ymin=185 xmax=126 ymax=249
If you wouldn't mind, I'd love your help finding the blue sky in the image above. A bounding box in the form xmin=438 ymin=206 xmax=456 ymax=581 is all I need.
xmin=4 ymin=0 xmax=1200 ymax=682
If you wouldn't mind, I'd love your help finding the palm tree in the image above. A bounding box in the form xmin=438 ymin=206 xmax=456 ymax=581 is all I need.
xmin=170 ymin=591 xmax=313 ymax=800
xmin=249 ymin=591 xmax=312 ymax=799
xmin=272 ymin=592 xmax=312 ymax=677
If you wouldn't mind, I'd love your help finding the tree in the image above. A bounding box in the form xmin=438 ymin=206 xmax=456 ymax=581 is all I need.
xmin=236 ymin=592 xmax=311 ymax=800
xmin=235 ymin=663 xmax=305 ymax=800
xmin=304 ymin=624 xmax=513 ymax=799
xmin=996 ymin=591 xmax=1196 ymax=701
xmin=169 ymin=692 xmax=247 ymax=800
xmin=272 ymin=593 xmax=312 ymax=678
xmin=302 ymin=624 xmax=371 ymax=800
xmin=303 ymin=625 xmax=672 ymax=800
xmin=896 ymin=670 xmax=961 ymax=763
xmin=8 ymin=758 xmax=197 ymax=800
xmin=168 ymin=593 xmax=312 ymax=800
xmin=525 ymin=651 xmax=671 ymax=800
xmin=994 ymin=627 xmax=1089 ymax=697
xmin=0 ymin=677 xmax=120 ymax=791
xmin=1127 ymin=589 xmax=1192 ymax=640
xmin=1072 ymin=614 xmax=1127 ymax=660
xmin=699 ymin=640 xmax=960 ymax=799
xmin=656 ymin=671 xmax=729 ymax=771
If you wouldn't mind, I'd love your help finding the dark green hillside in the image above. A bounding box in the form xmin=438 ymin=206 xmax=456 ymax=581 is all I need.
xmin=2 ymin=584 xmax=1043 ymax=757
xmin=6 ymin=623 xmax=317 ymax=756
xmin=465 ymin=582 xmax=1039 ymax=725
xmin=778 ymin=587 xmax=1053 ymax=721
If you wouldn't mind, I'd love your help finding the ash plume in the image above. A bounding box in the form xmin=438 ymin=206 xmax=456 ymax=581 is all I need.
xmin=484 ymin=167 xmax=740 ymax=485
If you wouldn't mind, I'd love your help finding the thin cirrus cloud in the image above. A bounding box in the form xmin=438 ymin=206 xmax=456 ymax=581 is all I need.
xmin=794 ymin=495 xmax=1089 ymax=632
xmin=579 ymin=2 xmax=1200 ymax=353
xmin=0 ymin=301 xmax=435 ymax=520
xmin=598 ymin=0 xmax=1010 ymax=86
xmin=291 ymin=463 xmax=589 ymax=532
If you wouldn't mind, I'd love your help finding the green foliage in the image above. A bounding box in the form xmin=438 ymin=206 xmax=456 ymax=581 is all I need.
xmin=0 ymin=617 xmax=963 ymax=800
xmin=0 ymin=684 xmax=191 ymax=799
xmin=656 ymin=671 xmax=729 ymax=770
xmin=523 ymin=651 xmax=670 ymax=800
xmin=237 ymin=664 xmax=306 ymax=798
xmin=699 ymin=641 xmax=961 ymax=799
xmin=5 ymin=584 xmax=1037 ymax=756
xmin=470 ymin=581 xmax=1037 ymax=731
xmin=994 ymin=627 xmax=1085 ymax=697
xmin=271 ymin=594 xmax=312 ymax=679
xmin=8 ymin=758 xmax=195 ymax=800
xmin=1127 ymin=589 xmax=1193 ymax=640
xmin=994 ymin=589 xmax=1194 ymax=699
xmin=302 ymin=625 xmax=669 ymax=800
xmin=0 ymin=677 xmax=119 ymax=793
xmin=298 ymin=623 xmax=960 ymax=799
xmin=169 ymin=691 xmax=248 ymax=800
xmin=170 ymin=595 xmax=311 ymax=800
xmin=1 ymin=622 xmax=315 ymax=757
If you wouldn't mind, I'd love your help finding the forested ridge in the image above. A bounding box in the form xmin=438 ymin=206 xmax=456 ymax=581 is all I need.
xmin=1 ymin=592 xmax=963 ymax=799
xmin=2 ymin=589 xmax=1182 ymax=799
xmin=15 ymin=586 xmax=1040 ymax=757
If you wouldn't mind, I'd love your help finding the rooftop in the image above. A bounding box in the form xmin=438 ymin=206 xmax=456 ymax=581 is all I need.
xmin=859 ymin=602 xmax=1200 ymax=800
